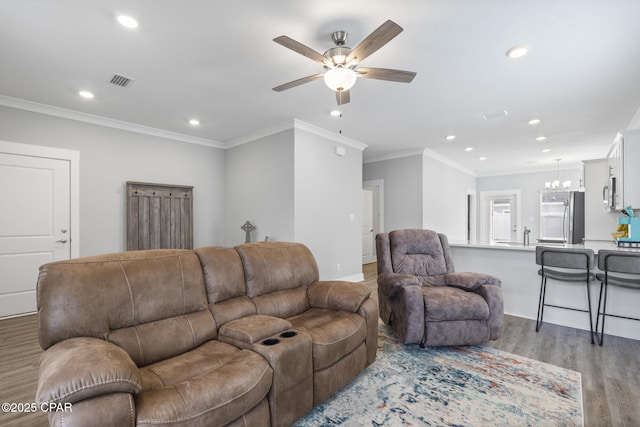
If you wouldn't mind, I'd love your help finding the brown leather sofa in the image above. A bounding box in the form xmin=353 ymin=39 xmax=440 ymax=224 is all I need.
xmin=36 ymin=242 xmax=377 ymax=427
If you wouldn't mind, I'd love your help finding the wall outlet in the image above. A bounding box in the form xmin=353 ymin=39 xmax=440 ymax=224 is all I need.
xmin=337 ymin=263 xmax=341 ymax=271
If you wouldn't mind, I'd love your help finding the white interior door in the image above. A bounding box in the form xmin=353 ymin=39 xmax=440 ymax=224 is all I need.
xmin=361 ymin=189 xmax=375 ymax=264
xmin=480 ymin=190 xmax=521 ymax=242
xmin=0 ymin=153 xmax=71 ymax=317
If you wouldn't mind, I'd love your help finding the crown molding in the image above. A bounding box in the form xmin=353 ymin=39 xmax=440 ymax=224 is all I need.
xmin=224 ymin=120 xmax=294 ymax=148
xmin=363 ymin=148 xmax=425 ymax=164
xmin=364 ymin=147 xmax=477 ymax=176
xmin=421 ymin=147 xmax=477 ymax=177
xmin=0 ymin=95 xmax=225 ymax=149
xmin=225 ymin=119 xmax=368 ymax=151
xmin=0 ymin=95 xmax=369 ymax=152
xmin=293 ymin=119 xmax=368 ymax=151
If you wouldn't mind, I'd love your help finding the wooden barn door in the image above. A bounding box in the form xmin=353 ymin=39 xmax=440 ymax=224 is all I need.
xmin=126 ymin=182 xmax=193 ymax=250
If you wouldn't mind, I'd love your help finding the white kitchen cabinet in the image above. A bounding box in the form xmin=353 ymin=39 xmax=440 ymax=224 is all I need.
xmin=606 ymin=129 xmax=640 ymax=211
xmin=583 ymin=158 xmax=618 ymax=240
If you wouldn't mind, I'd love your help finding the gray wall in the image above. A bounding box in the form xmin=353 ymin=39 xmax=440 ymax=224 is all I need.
xmin=0 ymin=105 xmax=225 ymax=256
xmin=294 ymin=127 xmax=363 ymax=280
xmin=225 ymin=124 xmax=364 ymax=280
xmin=363 ymin=152 xmax=476 ymax=240
xmin=363 ymin=154 xmax=423 ymax=232
xmin=224 ymin=129 xmax=295 ymax=245
xmin=422 ymin=154 xmax=476 ymax=240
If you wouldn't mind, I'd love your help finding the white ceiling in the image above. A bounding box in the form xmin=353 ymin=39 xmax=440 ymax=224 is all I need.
xmin=1 ymin=0 xmax=639 ymax=176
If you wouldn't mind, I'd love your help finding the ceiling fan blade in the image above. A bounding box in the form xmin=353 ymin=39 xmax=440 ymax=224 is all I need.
xmin=346 ymin=20 xmax=403 ymax=64
xmin=272 ymin=73 xmax=324 ymax=92
xmin=273 ymin=35 xmax=327 ymax=64
xmin=336 ymin=89 xmax=350 ymax=105
xmin=357 ymin=67 xmax=416 ymax=83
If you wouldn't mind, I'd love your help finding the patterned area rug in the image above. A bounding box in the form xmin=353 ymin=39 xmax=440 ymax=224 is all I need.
xmin=294 ymin=324 xmax=583 ymax=426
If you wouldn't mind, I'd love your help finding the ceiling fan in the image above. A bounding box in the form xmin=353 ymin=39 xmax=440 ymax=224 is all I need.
xmin=272 ymin=20 xmax=416 ymax=105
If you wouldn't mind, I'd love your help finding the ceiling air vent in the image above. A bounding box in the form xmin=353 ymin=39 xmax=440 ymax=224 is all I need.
xmin=109 ymin=73 xmax=134 ymax=88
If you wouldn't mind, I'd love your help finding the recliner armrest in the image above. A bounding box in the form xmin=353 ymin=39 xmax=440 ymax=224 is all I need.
xmin=377 ymin=272 xmax=422 ymax=298
xmin=36 ymin=337 xmax=142 ymax=405
xmin=444 ymin=272 xmax=501 ymax=291
xmin=307 ymin=281 xmax=371 ymax=312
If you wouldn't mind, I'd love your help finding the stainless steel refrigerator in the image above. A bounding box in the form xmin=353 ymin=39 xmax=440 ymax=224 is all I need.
xmin=539 ymin=191 xmax=585 ymax=244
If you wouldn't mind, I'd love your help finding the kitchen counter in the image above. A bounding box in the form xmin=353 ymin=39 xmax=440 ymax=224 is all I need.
xmin=449 ymin=240 xmax=640 ymax=341
xmin=449 ymin=239 xmax=635 ymax=252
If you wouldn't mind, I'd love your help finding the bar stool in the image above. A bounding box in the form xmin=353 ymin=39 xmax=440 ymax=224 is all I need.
xmin=535 ymin=246 xmax=595 ymax=343
xmin=594 ymin=250 xmax=640 ymax=346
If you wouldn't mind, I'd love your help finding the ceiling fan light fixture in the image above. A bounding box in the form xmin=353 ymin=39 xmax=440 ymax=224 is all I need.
xmin=117 ymin=14 xmax=139 ymax=29
xmin=324 ymin=67 xmax=357 ymax=92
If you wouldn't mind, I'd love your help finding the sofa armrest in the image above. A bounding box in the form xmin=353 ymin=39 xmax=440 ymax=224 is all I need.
xmin=444 ymin=272 xmax=501 ymax=291
xmin=36 ymin=337 xmax=142 ymax=405
xmin=218 ymin=314 xmax=292 ymax=348
xmin=307 ymin=281 xmax=371 ymax=312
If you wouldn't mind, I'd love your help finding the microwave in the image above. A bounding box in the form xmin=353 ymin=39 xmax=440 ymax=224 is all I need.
xmin=603 ymin=175 xmax=617 ymax=211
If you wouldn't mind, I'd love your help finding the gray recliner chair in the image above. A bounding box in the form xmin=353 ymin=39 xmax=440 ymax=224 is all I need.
xmin=376 ymin=229 xmax=504 ymax=347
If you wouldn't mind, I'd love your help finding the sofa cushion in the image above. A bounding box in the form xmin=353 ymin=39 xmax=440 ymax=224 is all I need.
xmin=196 ymin=246 xmax=258 ymax=328
xmin=235 ymin=242 xmax=319 ymax=298
xmin=137 ymin=340 xmax=272 ymax=427
xmin=288 ymin=308 xmax=367 ymax=371
xmin=37 ymin=250 xmax=209 ymax=351
xmin=422 ymin=286 xmax=490 ymax=321
xmin=251 ymin=287 xmax=310 ymax=319
xmin=196 ymin=246 xmax=247 ymax=303
xmin=106 ymin=309 xmax=217 ymax=366
xmin=389 ymin=229 xmax=449 ymax=278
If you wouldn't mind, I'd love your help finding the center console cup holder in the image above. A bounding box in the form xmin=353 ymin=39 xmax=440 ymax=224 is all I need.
xmin=280 ymin=331 xmax=297 ymax=338
xmin=262 ymin=338 xmax=280 ymax=346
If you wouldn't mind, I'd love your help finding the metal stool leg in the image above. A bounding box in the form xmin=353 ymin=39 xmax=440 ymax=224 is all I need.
xmin=595 ymin=281 xmax=609 ymax=346
xmin=536 ymin=276 xmax=547 ymax=332
xmin=585 ymin=278 xmax=594 ymax=344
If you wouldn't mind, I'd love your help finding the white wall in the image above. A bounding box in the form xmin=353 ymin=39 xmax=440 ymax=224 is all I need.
xmin=422 ymin=154 xmax=476 ymax=240
xmin=294 ymin=127 xmax=363 ymax=280
xmin=224 ymin=129 xmax=295 ymax=246
xmin=477 ymin=168 xmax=582 ymax=242
xmin=363 ymin=154 xmax=423 ymax=231
xmin=0 ymin=105 xmax=225 ymax=256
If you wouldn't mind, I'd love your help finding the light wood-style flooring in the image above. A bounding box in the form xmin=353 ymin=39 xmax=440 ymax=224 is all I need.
xmin=0 ymin=263 xmax=638 ymax=427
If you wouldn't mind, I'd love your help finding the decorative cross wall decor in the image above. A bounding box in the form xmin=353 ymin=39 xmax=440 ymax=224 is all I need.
xmin=241 ymin=220 xmax=256 ymax=243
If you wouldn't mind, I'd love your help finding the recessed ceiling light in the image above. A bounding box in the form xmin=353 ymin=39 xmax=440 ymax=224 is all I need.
xmin=536 ymin=136 xmax=547 ymax=141
xmin=528 ymin=118 xmax=541 ymax=125
xmin=541 ymin=148 xmax=551 ymax=153
xmin=189 ymin=119 xmax=200 ymax=126
xmin=78 ymin=90 xmax=94 ymax=99
xmin=446 ymin=135 xmax=456 ymax=141
xmin=117 ymin=15 xmax=139 ymax=29
xmin=465 ymin=147 xmax=473 ymax=152
xmin=482 ymin=110 xmax=508 ymax=120
xmin=506 ymin=46 xmax=528 ymax=59
xmin=330 ymin=110 xmax=342 ymax=117
xmin=479 ymin=156 xmax=487 ymax=161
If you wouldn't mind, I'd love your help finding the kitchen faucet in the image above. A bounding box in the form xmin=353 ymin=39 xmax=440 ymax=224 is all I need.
xmin=523 ymin=227 xmax=531 ymax=246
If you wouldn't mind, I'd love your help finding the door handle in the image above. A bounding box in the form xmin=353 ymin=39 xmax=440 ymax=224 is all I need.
xmin=55 ymin=239 xmax=68 ymax=244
